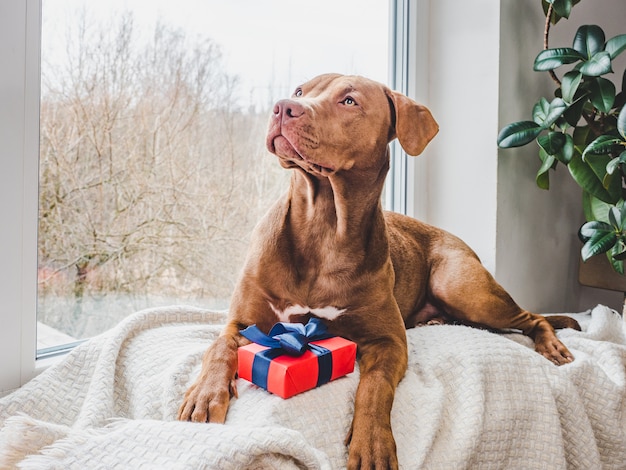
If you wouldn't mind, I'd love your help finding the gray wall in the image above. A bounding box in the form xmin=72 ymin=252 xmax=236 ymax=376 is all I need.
xmin=496 ymin=0 xmax=625 ymax=312
xmin=412 ymin=0 xmax=624 ymax=313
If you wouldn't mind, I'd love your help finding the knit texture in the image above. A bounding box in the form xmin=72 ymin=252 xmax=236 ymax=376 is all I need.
xmin=1 ymin=305 xmax=624 ymax=469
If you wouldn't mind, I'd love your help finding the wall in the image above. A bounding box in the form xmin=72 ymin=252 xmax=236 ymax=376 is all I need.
xmin=496 ymin=0 xmax=624 ymax=312
xmin=414 ymin=0 xmax=502 ymax=275
xmin=413 ymin=0 xmax=624 ymax=313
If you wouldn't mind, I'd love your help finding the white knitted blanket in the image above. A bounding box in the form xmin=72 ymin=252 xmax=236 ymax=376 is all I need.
xmin=1 ymin=304 xmax=625 ymax=469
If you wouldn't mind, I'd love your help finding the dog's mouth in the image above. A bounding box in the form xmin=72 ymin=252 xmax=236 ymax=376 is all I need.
xmin=268 ymin=134 xmax=335 ymax=177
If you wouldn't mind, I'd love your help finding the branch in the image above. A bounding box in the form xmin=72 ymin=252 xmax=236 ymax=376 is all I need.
xmin=544 ymin=3 xmax=561 ymax=86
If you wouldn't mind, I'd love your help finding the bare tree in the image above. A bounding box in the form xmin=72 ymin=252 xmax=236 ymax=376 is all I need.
xmin=38 ymin=12 xmax=289 ymax=337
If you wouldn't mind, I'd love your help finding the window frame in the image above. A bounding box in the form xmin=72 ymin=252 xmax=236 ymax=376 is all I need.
xmin=387 ymin=0 xmax=431 ymax=220
xmin=0 ymin=0 xmax=416 ymax=395
xmin=0 ymin=0 xmax=42 ymax=396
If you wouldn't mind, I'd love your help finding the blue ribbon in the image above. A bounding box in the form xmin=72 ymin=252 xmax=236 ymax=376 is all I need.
xmin=240 ymin=317 xmax=332 ymax=356
xmin=240 ymin=318 xmax=334 ymax=393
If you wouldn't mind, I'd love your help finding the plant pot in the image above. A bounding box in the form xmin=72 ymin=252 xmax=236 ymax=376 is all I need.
xmin=579 ymin=255 xmax=626 ymax=292
xmin=579 ymin=254 xmax=626 ymax=316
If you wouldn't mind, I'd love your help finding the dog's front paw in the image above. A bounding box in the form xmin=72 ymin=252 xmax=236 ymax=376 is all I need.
xmin=346 ymin=426 xmax=398 ymax=470
xmin=535 ymin=335 xmax=575 ymax=366
xmin=177 ymin=376 xmax=237 ymax=423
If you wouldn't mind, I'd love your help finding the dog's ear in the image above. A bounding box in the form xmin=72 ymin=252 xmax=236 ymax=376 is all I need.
xmin=386 ymin=90 xmax=438 ymax=156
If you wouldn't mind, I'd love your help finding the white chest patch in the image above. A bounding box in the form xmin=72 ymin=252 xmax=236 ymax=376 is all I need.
xmin=269 ymin=303 xmax=347 ymax=322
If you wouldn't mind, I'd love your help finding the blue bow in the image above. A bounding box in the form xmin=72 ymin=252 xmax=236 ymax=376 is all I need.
xmin=240 ymin=317 xmax=332 ymax=356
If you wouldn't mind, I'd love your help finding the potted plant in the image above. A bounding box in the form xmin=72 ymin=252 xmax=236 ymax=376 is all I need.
xmin=497 ymin=0 xmax=626 ymax=274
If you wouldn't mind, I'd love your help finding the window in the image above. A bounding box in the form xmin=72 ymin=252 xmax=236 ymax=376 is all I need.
xmin=1 ymin=0 xmax=417 ymax=395
xmin=36 ymin=0 xmax=390 ymax=354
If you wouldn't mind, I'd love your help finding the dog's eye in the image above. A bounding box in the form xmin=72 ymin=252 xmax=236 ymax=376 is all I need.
xmin=294 ymin=88 xmax=303 ymax=98
xmin=342 ymin=97 xmax=357 ymax=106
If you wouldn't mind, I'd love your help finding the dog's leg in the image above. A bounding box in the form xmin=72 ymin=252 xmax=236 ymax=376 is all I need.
xmin=177 ymin=321 xmax=246 ymax=423
xmin=429 ymin=254 xmax=578 ymax=365
xmin=339 ymin=312 xmax=408 ymax=470
xmin=178 ymin=283 xmax=278 ymax=423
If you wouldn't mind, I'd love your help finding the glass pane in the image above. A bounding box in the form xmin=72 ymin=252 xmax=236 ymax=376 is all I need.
xmin=37 ymin=0 xmax=389 ymax=354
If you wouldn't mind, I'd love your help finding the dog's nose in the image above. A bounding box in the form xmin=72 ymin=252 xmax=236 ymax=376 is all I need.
xmin=273 ymin=99 xmax=305 ymax=121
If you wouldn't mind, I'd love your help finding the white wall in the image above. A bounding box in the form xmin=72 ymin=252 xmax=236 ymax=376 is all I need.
xmin=414 ymin=0 xmax=502 ymax=274
xmin=412 ymin=0 xmax=624 ymax=313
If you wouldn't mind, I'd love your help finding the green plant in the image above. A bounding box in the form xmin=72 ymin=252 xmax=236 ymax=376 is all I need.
xmin=579 ymin=202 xmax=626 ymax=267
xmin=497 ymin=0 xmax=626 ymax=273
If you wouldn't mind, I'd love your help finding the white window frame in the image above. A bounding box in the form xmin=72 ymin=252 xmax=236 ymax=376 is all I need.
xmin=0 ymin=0 xmax=41 ymax=396
xmin=387 ymin=0 xmax=430 ymax=220
xmin=0 ymin=0 xmax=418 ymax=395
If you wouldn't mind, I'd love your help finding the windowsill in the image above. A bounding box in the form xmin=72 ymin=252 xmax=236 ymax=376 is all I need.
xmin=34 ymin=353 xmax=65 ymax=374
xmin=37 ymin=322 xmax=76 ymax=350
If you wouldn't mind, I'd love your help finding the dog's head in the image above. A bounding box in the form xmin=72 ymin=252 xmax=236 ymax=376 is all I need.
xmin=266 ymin=73 xmax=438 ymax=177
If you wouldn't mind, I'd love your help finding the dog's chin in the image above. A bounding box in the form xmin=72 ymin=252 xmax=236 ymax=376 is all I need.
xmin=271 ymin=136 xmax=335 ymax=177
xmin=303 ymin=162 xmax=335 ymax=177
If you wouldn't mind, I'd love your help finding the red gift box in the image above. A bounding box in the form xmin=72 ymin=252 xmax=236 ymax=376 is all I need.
xmin=238 ymin=336 xmax=357 ymax=398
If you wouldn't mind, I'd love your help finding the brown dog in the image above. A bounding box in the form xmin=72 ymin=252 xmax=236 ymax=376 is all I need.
xmin=178 ymin=73 xmax=580 ymax=469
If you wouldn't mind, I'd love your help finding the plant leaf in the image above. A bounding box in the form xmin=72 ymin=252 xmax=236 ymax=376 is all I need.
xmin=530 ymin=98 xmax=565 ymax=130
xmin=552 ymin=0 xmax=573 ymax=19
xmin=497 ymin=121 xmax=542 ymax=148
xmin=573 ymin=25 xmax=605 ymax=59
xmin=543 ymin=0 xmax=581 ymax=24
xmin=568 ymin=154 xmax=617 ymax=203
xmin=536 ymin=150 xmax=556 ymax=190
xmin=612 ymin=237 xmax=626 ymax=262
xmin=573 ymin=125 xmax=592 ymax=148
xmin=534 ymin=48 xmax=585 ymax=71
xmin=603 ymin=171 xmax=622 ymax=201
xmin=563 ymin=92 xmax=588 ymax=126
xmin=618 ymin=106 xmax=626 ymax=139
xmin=579 ymin=220 xmax=613 ymax=240
xmin=538 ymin=132 xmax=566 ymax=155
xmin=579 ymin=51 xmax=613 ymax=77
xmin=536 ymin=167 xmax=551 ymax=190
xmin=581 ymin=230 xmax=617 ymax=261
xmin=609 ymin=233 xmax=626 ymax=272
xmin=606 ymin=152 xmax=626 ymax=175
xmin=588 ymin=77 xmax=616 ymax=113
xmin=607 ymin=156 xmax=620 ymax=175
xmin=582 ymin=135 xmax=622 ymax=160
xmin=542 ymin=98 xmax=568 ymax=128
xmin=609 ymin=205 xmax=625 ymax=230
xmin=613 ymin=249 xmax=626 ymax=261
xmin=536 ymin=174 xmax=550 ymax=190
xmin=588 ymin=154 xmax=622 ymax=201
xmin=608 ymin=251 xmax=625 ymax=273
xmin=606 ymin=34 xmax=626 ymax=59
xmin=609 ymin=206 xmax=621 ymax=230
xmin=532 ymin=98 xmax=550 ymax=125
xmin=561 ymin=71 xmax=583 ymax=103
xmin=619 ymin=200 xmax=626 ymax=225
xmin=583 ymin=192 xmax=612 ymax=222
xmin=556 ymin=133 xmax=574 ymax=164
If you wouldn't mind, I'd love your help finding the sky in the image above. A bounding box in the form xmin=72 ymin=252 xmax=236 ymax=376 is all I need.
xmin=42 ymin=0 xmax=390 ymax=109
